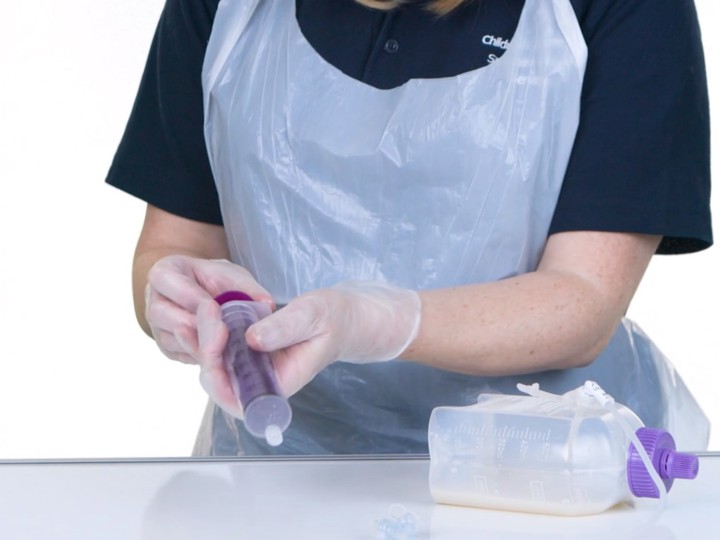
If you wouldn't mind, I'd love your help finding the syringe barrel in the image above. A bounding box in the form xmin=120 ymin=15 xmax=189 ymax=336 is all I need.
xmin=216 ymin=291 xmax=292 ymax=443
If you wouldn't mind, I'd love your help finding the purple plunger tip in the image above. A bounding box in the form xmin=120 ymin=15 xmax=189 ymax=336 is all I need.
xmin=627 ymin=427 xmax=700 ymax=498
xmin=214 ymin=290 xmax=253 ymax=305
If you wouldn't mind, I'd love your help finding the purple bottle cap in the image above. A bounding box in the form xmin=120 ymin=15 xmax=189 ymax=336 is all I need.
xmin=214 ymin=290 xmax=253 ymax=305
xmin=627 ymin=427 xmax=700 ymax=498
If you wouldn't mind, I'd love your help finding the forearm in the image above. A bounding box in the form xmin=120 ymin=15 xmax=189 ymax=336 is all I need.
xmin=403 ymin=231 xmax=661 ymax=376
xmin=406 ymin=273 xmax=617 ymax=375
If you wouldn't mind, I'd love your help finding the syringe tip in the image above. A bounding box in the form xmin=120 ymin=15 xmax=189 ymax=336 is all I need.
xmin=265 ymin=424 xmax=283 ymax=447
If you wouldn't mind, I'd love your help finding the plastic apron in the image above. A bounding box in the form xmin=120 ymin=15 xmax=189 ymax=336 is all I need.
xmin=197 ymin=0 xmax=710 ymax=455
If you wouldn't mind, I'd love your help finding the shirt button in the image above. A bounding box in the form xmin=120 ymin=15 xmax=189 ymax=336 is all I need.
xmin=383 ymin=39 xmax=399 ymax=54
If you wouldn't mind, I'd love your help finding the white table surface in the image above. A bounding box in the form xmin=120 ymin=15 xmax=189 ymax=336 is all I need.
xmin=0 ymin=454 xmax=718 ymax=539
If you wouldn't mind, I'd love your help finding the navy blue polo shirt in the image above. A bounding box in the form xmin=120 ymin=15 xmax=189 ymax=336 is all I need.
xmin=106 ymin=0 xmax=713 ymax=254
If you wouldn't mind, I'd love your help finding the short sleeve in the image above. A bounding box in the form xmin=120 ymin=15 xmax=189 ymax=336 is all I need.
xmin=550 ymin=0 xmax=713 ymax=254
xmin=105 ymin=0 xmax=223 ymax=225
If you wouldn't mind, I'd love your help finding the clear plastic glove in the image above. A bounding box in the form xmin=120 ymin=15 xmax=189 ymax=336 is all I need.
xmin=145 ymin=255 xmax=273 ymax=417
xmin=245 ymin=280 xmax=422 ymax=398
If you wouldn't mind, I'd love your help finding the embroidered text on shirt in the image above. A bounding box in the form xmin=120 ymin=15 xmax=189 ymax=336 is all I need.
xmin=482 ymin=35 xmax=510 ymax=50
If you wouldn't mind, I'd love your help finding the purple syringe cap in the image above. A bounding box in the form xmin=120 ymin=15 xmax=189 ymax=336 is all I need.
xmin=214 ymin=290 xmax=253 ymax=305
xmin=627 ymin=427 xmax=700 ymax=498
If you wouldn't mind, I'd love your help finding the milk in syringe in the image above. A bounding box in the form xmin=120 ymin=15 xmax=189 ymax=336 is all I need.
xmin=215 ymin=291 xmax=292 ymax=447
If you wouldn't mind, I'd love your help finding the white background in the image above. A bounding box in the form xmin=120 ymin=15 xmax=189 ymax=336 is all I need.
xmin=0 ymin=0 xmax=718 ymax=459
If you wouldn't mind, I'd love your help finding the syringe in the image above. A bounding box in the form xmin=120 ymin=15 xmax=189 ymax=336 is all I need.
xmin=215 ymin=291 xmax=292 ymax=447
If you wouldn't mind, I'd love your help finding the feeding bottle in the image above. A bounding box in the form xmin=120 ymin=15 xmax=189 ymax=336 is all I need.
xmin=215 ymin=291 xmax=292 ymax=447
xmin=428 ymin=381 xmax=699 ymax=516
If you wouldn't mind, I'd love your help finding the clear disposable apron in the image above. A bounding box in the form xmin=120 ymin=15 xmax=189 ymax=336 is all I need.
xmin=196 ymin=0 xmax=710 ymax=455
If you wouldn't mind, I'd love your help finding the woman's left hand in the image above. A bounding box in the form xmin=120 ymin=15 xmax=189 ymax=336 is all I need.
xmin=244 ymin=280 xmax=422 ymax=397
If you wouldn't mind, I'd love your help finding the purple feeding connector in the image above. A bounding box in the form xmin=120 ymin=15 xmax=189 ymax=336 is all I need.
xmin=215 ymin=290 xmax=292 ymax=446
xmin=627 ymin=427 xmax=700 ymax=498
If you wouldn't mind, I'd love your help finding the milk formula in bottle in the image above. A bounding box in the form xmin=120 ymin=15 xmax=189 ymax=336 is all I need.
xmin=428 ymin=381 xmax=699 ymax=516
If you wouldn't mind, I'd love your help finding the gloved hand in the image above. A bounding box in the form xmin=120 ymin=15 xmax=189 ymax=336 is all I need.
xmin=244 ymin=280 xmax=422 ymax=398
xmin=145 ymin=255 xmax=273 ymax=417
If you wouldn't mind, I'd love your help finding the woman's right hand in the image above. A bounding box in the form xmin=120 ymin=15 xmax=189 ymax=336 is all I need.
xmin=145 ymin=255 xmax=273 ymax=363
xmin=144 ymin=255 xmax=274 ymax=417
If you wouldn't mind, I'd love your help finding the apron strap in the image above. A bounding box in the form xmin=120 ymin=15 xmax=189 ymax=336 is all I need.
xmin=202 ymin=0 xmax=263 ymax=115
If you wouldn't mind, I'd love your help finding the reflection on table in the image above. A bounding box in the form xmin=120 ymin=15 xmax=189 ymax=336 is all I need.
xmin=0 ymin=454 xmax=718 ymax=539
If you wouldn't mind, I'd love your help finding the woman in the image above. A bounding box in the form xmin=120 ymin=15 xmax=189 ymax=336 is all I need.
xmin=107 ymin=0 xmax=713 ymax=455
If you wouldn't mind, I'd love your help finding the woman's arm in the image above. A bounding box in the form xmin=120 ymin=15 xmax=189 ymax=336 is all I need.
xmin=245 ymin=230 xmax=661 ymax=398
xmin=132 ymin=204 xmax=231 ymax=336
xmin=406 ymin=230 xmax=661 ymax=375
